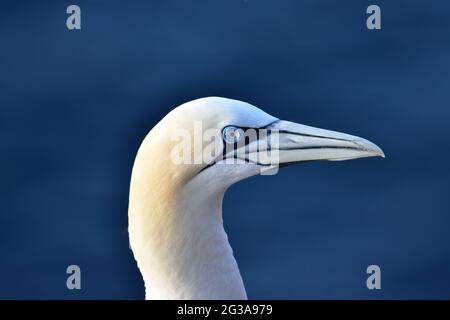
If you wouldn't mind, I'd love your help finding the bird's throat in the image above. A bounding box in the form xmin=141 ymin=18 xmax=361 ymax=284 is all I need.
xmin=129 ymin=183 xmax=247 ymax=300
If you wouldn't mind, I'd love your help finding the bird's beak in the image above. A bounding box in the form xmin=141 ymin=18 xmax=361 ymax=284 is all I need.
xmin=232 ymin=120 xmax=384 ymax=169
xmin=267 ymin=120 xmax=384 ymax=166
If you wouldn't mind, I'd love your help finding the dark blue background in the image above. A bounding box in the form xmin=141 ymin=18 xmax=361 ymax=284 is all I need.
xmin=1 ymin=0 xmax=449 ymax=299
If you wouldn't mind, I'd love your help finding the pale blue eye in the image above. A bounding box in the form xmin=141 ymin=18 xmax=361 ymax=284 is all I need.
xmin=222 ymin=126 xmax=243 ymax=144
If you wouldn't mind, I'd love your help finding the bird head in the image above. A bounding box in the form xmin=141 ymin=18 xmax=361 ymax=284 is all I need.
xmin=131 ymin=97 xmax=384 ymax=197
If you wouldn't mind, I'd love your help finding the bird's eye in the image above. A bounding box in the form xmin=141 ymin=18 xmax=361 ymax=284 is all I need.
xmin=222 ymin=126 xmax=244 ymax=144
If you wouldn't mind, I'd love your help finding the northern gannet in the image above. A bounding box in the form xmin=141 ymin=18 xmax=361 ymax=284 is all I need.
xmin=128 ymin=97 xmax=384 ymax=300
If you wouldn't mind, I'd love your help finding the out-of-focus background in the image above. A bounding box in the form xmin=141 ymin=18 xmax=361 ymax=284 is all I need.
xmin=1 ymin=0 xmax=449 ymax=299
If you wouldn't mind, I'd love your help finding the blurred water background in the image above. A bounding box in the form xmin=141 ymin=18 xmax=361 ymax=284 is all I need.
xmin=1 ymin=0 xmax=450 ymax=299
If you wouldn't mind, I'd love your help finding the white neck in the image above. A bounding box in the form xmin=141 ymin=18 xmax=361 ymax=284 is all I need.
xmin=129 ymin=170 xmax=247 ymax=300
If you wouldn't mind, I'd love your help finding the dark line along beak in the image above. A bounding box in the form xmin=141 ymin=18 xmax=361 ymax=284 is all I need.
xmin=229 ymin=120 xmax=385 ymax=166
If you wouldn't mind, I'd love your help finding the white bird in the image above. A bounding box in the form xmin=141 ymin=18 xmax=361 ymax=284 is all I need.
xmin=128 ymin=97 xmax=384 ymax=300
